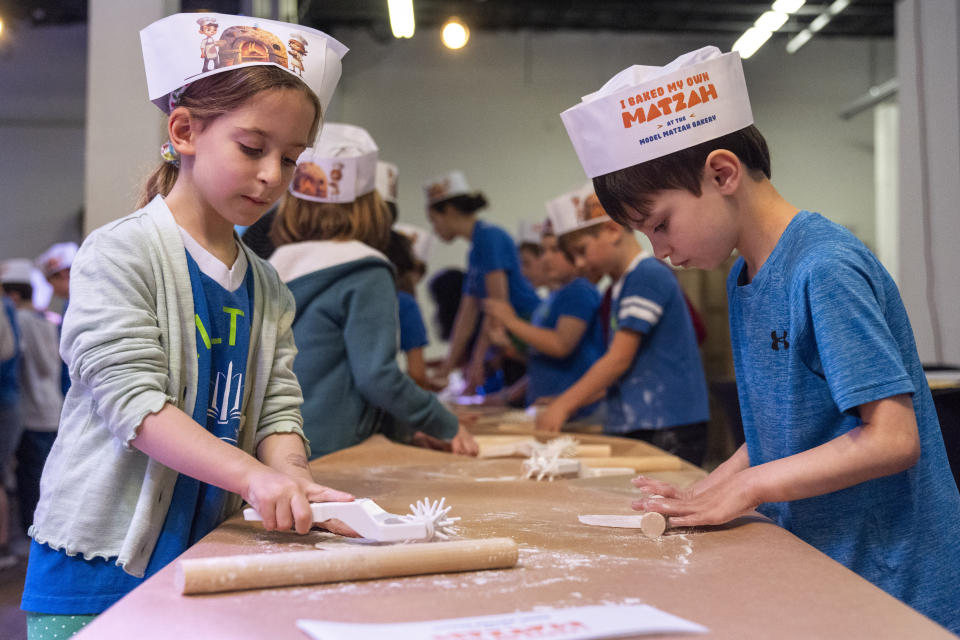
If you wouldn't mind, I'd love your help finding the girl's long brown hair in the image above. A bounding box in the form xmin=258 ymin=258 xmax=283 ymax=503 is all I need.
xmin=271 ymin=191 xmax=393 ymax=254
xmin=137 ymin=66 xmax=322 ymax=208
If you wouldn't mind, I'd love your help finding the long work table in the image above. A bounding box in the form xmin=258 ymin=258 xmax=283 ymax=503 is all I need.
xmin=73 ymin=428 xmax=954 ymax=639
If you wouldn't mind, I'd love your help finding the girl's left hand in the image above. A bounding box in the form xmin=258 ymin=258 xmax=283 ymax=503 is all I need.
xmin=630 ymin=471 xmax=759 ymax=527
xmin=450 ymin=424 xmax=479 ymax=457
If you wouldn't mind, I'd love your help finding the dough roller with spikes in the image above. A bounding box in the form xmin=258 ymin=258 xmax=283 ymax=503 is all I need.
xmin=242 ymin=497 xmax=459 ymax=542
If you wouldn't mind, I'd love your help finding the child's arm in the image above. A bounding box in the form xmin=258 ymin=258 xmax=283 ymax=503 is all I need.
xmin=634 ymin=394 xmax=920 ymax=526
xmin=483 ymin=298 xmax=587 ymax=359
xmin=536 ymin=328 xmax=641 ymax=431
xmin=134 ymin=404 xmax=353 ymax=534
xmin=404 ymin=346 xmax=432 ymax=390
xmin=0 ymin=305 xmax=13 ymax=362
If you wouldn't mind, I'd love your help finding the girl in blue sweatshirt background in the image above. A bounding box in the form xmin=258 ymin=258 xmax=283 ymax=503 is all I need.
xmin=269 ymin=124 xmax=478 ymax=458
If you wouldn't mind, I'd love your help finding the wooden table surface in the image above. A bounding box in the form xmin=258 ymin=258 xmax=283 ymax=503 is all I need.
xmin=74 ymin=430 xmax=954 ymax=639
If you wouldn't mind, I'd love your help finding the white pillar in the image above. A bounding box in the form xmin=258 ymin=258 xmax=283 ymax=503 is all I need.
xmin=874 ymin=103 xmax=898 ymax=284
xmin=84 ymin=0 xmax=176 ymax=234
xmin=896 ymin=0 xmax=960 ymax=365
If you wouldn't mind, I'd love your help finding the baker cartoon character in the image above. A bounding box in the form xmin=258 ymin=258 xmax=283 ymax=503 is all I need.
xmin=198 ymin=16 xmax=220 ymax=73
xmin=329 ymin=161 xmax=343 ymax=198
xmin=292 ymin=162 xmax=327 ymax=198
xmin=288 ymin=32 xmax=307 ymax=76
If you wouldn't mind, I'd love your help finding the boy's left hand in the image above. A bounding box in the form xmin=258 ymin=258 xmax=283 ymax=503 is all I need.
xmin=482 ymin=299 xmax=516 ymax=325
xmin=535 ymin=402 xmax=568 ymax=432
xmin=631 ymin=472 xmax=759 ymax=527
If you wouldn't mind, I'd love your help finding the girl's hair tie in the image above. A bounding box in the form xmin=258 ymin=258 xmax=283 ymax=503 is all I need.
xmin=160 ymin=140 xmax=180 ymax=167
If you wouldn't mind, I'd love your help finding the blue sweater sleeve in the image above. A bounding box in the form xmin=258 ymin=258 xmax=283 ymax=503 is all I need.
xmin=342 ymin=268 xmax=458 ymax=439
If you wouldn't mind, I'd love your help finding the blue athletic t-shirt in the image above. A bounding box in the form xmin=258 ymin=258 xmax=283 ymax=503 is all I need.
xmin=21 ymin=238 xmax=253 ymax=615
xmin=728 ymin=210 xmax=960 ymax=633
xmin=526 ymin=278 xmax=604 ymax=413
xmin=397 ymin=291 xmax=428 ymax=352
xmin=463 ymin=220 xmax=541 ymax=316
xmin=605 ymin=252 xmax=709 ymax=433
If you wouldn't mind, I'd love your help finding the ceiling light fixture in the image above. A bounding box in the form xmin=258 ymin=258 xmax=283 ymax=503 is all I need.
xmin=733 ymin=1 xmax=805 ymax=60
xmin=387 ymin=0 xmax=415 ymax=39
xmin=787 ymin=0 xmax=853 ymax=54
xmin=441 ymin=17 xmax=469 ymax=50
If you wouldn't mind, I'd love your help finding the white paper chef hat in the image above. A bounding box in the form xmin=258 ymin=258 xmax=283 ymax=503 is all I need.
xmin=376 ymin=161 xmax=399 ymax=204
xmin=140 ymin=13 xmax=348 ymax=116
xmin=517 ymin=220 xmax=545 ymax=245
xmin=35 ymin=242 xmax=79 ymax=278
xmin=289 ymin=123 xmax=379 ymax=204
xmin=423 ymin=170 xmax=472 ymax=206
xmin=0 ymin=259 xmax=34 ymax=285
xmin=545 ymin=183 xmax=611 ymax=236
xmin=393 ymin=223 xmax=435 ymax=263
xmin=561 ymin=46 xmax=754 ymax=178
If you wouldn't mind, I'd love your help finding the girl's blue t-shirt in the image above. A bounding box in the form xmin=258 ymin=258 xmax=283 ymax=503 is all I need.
xmin=463 ymin=220 xmax=541 ymax=317
xmin=21 ymin=246 xmax=253 ymax=615
xmin=526 ymin=278 xmax=604 ymax=413
xmin=397 ymin=291 xmax=428 ymax=352
xmin=728 ymin=210 xmax=960 ymax=633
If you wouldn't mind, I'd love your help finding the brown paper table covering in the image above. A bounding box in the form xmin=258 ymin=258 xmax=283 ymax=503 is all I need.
xmin=73 ymin=433 xmax=954 ymax=639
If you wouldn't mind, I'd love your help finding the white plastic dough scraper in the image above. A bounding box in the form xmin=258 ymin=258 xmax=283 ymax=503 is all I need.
xmin=242 ymin=497 xmax=459 ymax=542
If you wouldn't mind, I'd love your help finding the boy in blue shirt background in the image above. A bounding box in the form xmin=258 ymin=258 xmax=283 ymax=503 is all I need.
xmin=534 ymin=186 xmax=710 ymax=465
xmin=561 ymin=45 xmax=960 ymax=632
xmin=483 ymin=190 xmax=605 ymax=417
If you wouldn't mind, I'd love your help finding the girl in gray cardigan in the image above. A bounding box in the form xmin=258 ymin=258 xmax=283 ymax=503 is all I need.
xmin=22 ymin=14 xmax=354 ymax=637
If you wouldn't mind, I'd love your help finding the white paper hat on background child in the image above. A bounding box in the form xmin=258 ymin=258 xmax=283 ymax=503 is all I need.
xmin=517 ymin=220 xmax=545 ymax=245
xmin=376 ymin=161 xmax=399 ymax=204
xmin=289 ymin=123 xmax=379 ymax=204
xmin=0 ymin=259 xmax=34 ymax=285
xmin=545 ymin=183 xmax=611 ymax=236
xmin=561 ymin=46 xmax=754 ymax=178
xmin=423 ymin=170 xmax=473 ymax=206
xmin=35 ymin=242 xmax=79 ymax=278
xmin=140 ymin=13 xmax=348 ymax=115
xmin=393 ymin=223 xmax=435 ymax=263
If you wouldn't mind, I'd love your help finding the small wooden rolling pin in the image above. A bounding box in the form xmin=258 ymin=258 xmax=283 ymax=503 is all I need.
xmin=578 ymin=455 xmax=684 ymax=472
xmin=176 ymin=537 xmax=518 ymax=595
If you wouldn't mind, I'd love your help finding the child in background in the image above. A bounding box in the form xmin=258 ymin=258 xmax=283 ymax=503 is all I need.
xmin=516 ymin=220 xmax=548 ymax=290
xmin=385 ymin=230 xmax=433 ymax=390
xmin=0 ymin=260 xmax=63 ymax=538
xmin=36 ymin=242 xmax=78 ymax=396
xmin=425 ymin=171 xmax=540 ymax=392
xmin=0 ymin=292 xmax=18 ymax=569
xmin=269 ymin=123 xmax=477 ymax=458
xmin=562 ymin=46 xmax=959 ymax=631
xmin=535 ymin=187 xmax=710 ymax=466
xmin=484 ymin=190 xmax=604 ymax=416
xmin=21 ymin=15 xmax=355 ymax=636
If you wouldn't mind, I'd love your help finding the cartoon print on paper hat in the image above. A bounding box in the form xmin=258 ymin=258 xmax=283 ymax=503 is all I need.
xmin=545 ymin=183 xmax=611 ymax=236
xmin=561 ymin=46 xmax=753 ymax=178
xmin=140 ymin=13 xmax=348 ymax=115
xmin=376 ymin=161 xmax=399 ymax=204
xmin=423 ymin=170 xmax=472 ymax=206
xmin=289 ymin=123 xmax=379 ymax=204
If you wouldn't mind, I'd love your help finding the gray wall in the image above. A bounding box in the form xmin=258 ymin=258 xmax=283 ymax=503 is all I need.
xmin=3 ymin=20 xmax=898 ymax=355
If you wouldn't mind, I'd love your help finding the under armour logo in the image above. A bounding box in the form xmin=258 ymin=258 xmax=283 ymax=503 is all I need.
xmin=771 ymin=330 xmax=789 ymax=351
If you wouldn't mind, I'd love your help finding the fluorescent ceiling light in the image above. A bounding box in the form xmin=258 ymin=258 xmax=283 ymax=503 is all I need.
xmin=755 ymin=10 xmax=788 ymax=31
xmin=387 ymin=0 xmax=415 ymax=38
xmin=829 ymin=0 xmax=851 ymax=15
xmin=809 ymin=14 xmax=830 ymax=32
xmin=733 ymin=27 xmax=773 ymax=59
xmin=772 ymin=0 xmax=805 ymax=12
xmin=785 ymin=28 xmax=813 ymax=53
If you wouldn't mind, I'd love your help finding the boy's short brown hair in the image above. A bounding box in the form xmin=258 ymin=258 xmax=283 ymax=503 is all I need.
xmin=593 ymin=125 xmax=771 ymax=228
xmin=556 ymin=224 xmax=604 ymax=263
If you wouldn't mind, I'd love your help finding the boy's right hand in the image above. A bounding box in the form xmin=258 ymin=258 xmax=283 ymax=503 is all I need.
xmin=243 ymin=468 xmax=354 ymax=535
xmin=535 ymin=402 xmax=568 ymax=432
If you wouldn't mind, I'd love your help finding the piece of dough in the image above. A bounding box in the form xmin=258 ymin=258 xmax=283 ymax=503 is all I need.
xmin=578 ymin=512 xmax=667 ymax=538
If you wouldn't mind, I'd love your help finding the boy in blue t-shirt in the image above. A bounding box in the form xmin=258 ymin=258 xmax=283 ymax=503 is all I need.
xmin=535 ymin=186 xmax=709 ymax=465
xmin=560 ymin=46 xmax=960 ymax=632
xmin=483 ymin=214 xmax=604 ymax=416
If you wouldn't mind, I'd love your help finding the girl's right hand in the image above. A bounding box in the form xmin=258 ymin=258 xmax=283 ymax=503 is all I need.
xmin=243 ymin=468 xmax=354 ymax=535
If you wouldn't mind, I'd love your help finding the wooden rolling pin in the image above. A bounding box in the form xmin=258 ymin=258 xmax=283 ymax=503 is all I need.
xmin=573 ymin=444 xmax=612 ymax=458
xmin=176 ymin=537 xmax=518 ymax=595
xmin=578 ymin=455 xmax=684 ymax=472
